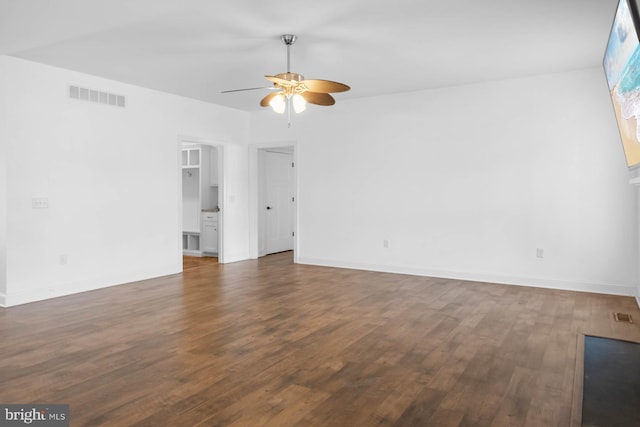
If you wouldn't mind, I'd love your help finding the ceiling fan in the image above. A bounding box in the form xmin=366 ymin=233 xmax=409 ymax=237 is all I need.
xmin=222 ymin=34 xmax=350 ymax=125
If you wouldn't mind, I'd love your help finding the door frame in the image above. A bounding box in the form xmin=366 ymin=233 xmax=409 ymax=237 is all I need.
xmin=249 ymin=141 xmax=298 ymax=261
xmin=178 ymin=135 xmax=226 ymax=265
xmin=261 ymin=148 xmax=294 ymax=256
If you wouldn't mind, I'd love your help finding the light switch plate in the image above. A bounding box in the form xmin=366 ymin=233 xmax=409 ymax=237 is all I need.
xmin=32 ymin=198 xmax=49 ymax=209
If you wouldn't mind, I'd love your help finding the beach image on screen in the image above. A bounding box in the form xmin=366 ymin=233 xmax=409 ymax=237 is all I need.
xmin=604 ymin=0 xmax=640 ymax=167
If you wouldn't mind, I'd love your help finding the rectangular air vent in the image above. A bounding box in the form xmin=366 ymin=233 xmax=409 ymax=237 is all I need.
xmin=613 ymin=312 xmax=633 ymax=323
xmin=68 ymin=85 xmax=125 ymax=108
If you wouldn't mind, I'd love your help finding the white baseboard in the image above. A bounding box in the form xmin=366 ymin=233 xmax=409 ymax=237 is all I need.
xmin=2 ymin=265 xmax=181 ymax=307
xmin=296 ymin=257 xmax=637 ymax=297
xmin=183 ymin=250 xmax=203 ymax=257
xmin=0 ymin=292 xmax=6 ymax=308
xmin=221 ymin=252 xmax=250 ymax=264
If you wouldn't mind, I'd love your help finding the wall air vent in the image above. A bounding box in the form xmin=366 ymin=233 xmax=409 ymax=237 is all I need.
xmin=68 ymin=85 xmax=125 ymax=108
xmin=613 ymin=312 xmax=633 ymax=323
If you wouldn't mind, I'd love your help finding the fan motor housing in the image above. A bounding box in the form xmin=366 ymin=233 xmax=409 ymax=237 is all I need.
xmin=275 ymin=72 xmax=304 ymax=82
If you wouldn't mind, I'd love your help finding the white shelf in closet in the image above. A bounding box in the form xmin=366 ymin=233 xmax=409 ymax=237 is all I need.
xmin=181 ymin=147 xmax=200 ymax=168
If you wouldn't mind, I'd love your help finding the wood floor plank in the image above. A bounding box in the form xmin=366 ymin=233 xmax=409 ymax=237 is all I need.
xmin=0 ymin=252 xmax=639 ymax=426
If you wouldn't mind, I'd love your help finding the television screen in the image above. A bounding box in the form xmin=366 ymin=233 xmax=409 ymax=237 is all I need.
xmin=604 ymin=0 xmax=640 ymax=168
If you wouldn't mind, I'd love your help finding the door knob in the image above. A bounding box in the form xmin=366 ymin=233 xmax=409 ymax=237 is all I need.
xmin=266 ymin=206 xmax=272 ymax=210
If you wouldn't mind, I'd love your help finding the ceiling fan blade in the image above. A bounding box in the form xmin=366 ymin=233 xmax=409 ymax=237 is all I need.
xmin=221 ymin=86 xmax=277 ymax=93
xmin=265 ymin=75 xmax=297 ymax=87
xmin=300 ymin=91 xmax=335 ymax=106
xmin=260 ymin=92 xmax=281 ymax=107
xmin=301 ymin=79 xmax=350 ymax=93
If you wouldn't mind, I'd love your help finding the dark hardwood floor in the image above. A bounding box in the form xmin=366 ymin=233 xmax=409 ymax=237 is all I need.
xmin=183 ymin=255 xmax=218 ymax=270
xmin=0 ymin=252 xmax=638 ymax=426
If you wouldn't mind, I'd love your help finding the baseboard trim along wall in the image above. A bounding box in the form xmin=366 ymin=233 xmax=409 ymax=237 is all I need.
xmin=296 ymin=257 xmax=637 ymax=297
xmin=1 ymin=253 xmax=253 ymax=307
xmin=2 ymin=265 xmax=181 ymax=307
xmin=3 ymin=257 xmax=635 ymax=308
xmin=221 ymin=252 xmax=251 ymax=264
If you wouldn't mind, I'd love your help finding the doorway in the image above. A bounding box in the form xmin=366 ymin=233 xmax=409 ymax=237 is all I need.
xmin=258 ymin=147 xmax=295 ymax=256
xmin=179 ymin=139 xmax=224 ymax=266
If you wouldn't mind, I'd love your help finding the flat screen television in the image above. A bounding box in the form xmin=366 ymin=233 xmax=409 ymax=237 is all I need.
xmin=604 ymin=0 xmax=640 ymax=168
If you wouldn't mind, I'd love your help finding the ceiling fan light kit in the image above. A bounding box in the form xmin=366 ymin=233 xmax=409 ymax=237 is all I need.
xmin=222 ymin=34 xmax=350 ymax=126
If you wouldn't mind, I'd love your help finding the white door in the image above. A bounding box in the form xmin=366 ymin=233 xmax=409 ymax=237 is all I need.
xmin=265 ymin=151 xmax=294 ymax=254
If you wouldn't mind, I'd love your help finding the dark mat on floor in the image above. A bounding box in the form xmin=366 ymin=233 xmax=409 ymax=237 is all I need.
xmin=582 ymin=336 xmax=640 ymax=427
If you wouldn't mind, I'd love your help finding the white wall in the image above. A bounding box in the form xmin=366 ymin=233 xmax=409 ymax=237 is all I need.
xmin=0 ymin=57 xmax=7 ymax=303
xmin=2 ymin=56 xmax=250 ymax=306
xmin=251 ymin=67 xmax=639 ymax=296
xmin=221 ymin=143 xmax=250 ymax=262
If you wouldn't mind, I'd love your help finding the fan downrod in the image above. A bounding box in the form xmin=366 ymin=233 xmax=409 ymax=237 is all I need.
xmin=280 ymin=34 xmax=297 ymax=72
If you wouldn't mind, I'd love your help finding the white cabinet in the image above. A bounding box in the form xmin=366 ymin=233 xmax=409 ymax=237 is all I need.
xmin=181 ymin=147 xmax=200 ymax=168
xmin=182 ymin=232 xmax=200 ymax=256
xmin=201 ymin=212 xmax=218 ymax=254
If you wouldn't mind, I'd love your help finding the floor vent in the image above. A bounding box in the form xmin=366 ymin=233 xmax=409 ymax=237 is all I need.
xmin=69 ymin=85 xmax=125 ymax=108
xmin=613 ymin=312 xmax=633 ymax=323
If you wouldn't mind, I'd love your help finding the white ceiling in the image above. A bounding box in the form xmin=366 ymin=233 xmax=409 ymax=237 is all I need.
xmin=0 ymin=0 xmax=618 ymax=111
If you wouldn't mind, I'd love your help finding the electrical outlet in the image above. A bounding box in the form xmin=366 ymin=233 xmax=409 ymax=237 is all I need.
xmin=32 ymin=197 xmax=49 ymax=209
xmin=383 ymin=239 xmax=389 ymax=249
xmin=536 ymin=248 xmax=544 ymax=258
xmin=59 ymin=254 xmax=68 ymax=265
